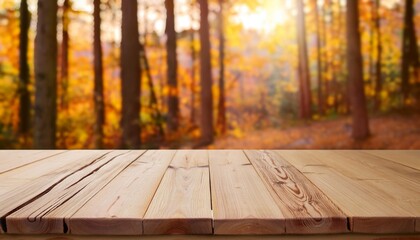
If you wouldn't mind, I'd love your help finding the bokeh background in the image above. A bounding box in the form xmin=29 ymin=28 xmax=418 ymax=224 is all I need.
xmin=0 ymin=0 xmax=419 ymax=149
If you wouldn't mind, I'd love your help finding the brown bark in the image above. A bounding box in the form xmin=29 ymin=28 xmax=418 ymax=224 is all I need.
xmin=217 ymin=0 xmax=226 ymax=134
xmin=346 ymin=0 xmax=370 ymax=140
xmin=34 ymin=0 xmax=58 ymax=149
xmin=199 ymin=0 xmax=214 ymax=145
xmin=374 ymin=0 xmax=382 ymax=111
xmin=93 ymin=0 xmax=105 ymax=148
xmin=296 ymin=0 xmax=312 ymax=119
xmin=401 ymin=0 xmax=419 ymax=103
xmin=165 ymin=0 xmax=179 ymax=132
xmin=19 ymin=0 xmax=31 ymax=136
xmin=368 ymin=0 xmax=375 ymax=89
xmin=189 ymin=0 xmax=197 ymax=126
xmin=313 ymin=0 xmax=324 ymax=115
xmin=121 ymin=0 xmax=141 ymax=148
xmin=61 ymin=0 xmax=69 ymax=110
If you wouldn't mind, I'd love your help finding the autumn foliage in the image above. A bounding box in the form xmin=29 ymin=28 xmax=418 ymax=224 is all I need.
xmin=0 ymin=0 xmax=419 ymax=149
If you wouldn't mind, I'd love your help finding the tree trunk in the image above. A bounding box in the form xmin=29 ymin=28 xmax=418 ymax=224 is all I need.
xmin=296 ymin=0 xmax=312 ymax=119
xmin=401 ymin=0 xmax=419 ymax=104
xmin=313 ymin=0 xmax=324 ymax=115
xmin=165 ymin=0 xmax=179 ymax=133
xmin=121 ymin=0 xmax=141 ymax=148
xmin=19 ymin=0 xmax=31 ymax=137
xmin=346 ymin=0 xmax=370 ymax=140
xmin=368 ymin=0 xmax=375 ymax=91
xmin=61 ymin=0 xmax=69 ymax=110
xmin=189 ymin=0 xmax=197 ymax=126
xmin=199 ymin=0 xmax=214 ymax=145
xmin=34 ymin=0 xmax=58 ymax=149
xmin=93 ymin=0 xmax=105 ymax=148
xmin=217 ymin=0 xmax=226 ymax=134
xmin=374 ymin=0 xmax=382 ymax=111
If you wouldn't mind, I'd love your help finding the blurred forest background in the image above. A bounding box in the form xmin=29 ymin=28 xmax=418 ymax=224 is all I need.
xmin=0 ymin=0 xmax=419 ymax=149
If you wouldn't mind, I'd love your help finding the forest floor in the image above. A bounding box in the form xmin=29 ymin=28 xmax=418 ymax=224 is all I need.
xmin=208 ymin=111 xmax=420 ymax=149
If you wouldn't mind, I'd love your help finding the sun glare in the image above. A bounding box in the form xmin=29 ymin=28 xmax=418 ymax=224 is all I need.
xmin=233 ymin=0 xmax=293 ymax=33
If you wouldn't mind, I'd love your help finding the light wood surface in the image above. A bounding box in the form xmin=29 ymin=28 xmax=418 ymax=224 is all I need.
xmin=276 ymin=150 xmax=417 ymax=233
xmin=209 ymin=150 xmax=285 ymax=235
xmin=0 ymin=150 xmax=66 ymax=174
xmin=244 ymin=150 xmax=347 ymax=234
xmin=69 ymin=150 xmax=176 ymax=235
xmin=362 ymin=150 xmax=420 ymax=171
xmin=143 ymin=150 xmax=212 ymax=234
xmin=6 ymin=150 xmax=144 ymax=234
xmin=0 ymin=150 xmax=111 ymax=213
xmin=0 ymin=150 xmax=418 ymax=236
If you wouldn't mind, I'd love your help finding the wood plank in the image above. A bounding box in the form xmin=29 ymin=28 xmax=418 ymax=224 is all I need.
xmin=69 ymin=150 xmax=177 ymax=235
xmin=0 ymin=150 xmax=111 ymax=205
xmin=0 ymin=150 xmax=112 ymax=234
xmin=276 ymin=150 xmax=416 ymax=233
xmin=244 ymin=150 xmax=347 ymax=234
xmin=5 ymin=150 xmax=145 ymax=234
xmin=209 ymin=150 xmax=285 ymax=235
xmin=362 ymin=150 xmax=420 ymax=171
xmin=333 ymin=150 xmax=420 ymax=233
xmin=1 ymin=233 xmax=419 ymax=240
xmin=0 ymin=150 xmax=66 ymax=174
xmin=143 ymin=150 xmax=212 ymax=235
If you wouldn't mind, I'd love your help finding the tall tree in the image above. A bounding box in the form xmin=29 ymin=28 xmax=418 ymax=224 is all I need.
xmin=93 ymin=0 xmax=105 ymax=148
xmin=165 ymin=0 xmax=179 ymax=133
xmin=34 ymin=0 xmax=58 ymax=148
xmin=199 ymin=0 xmax=214 ymax=145
xmin=19 ymin=0 xmax=31 ymax=137
xmin=296 ymin=0 xmax=312 ymax=119
xmin=374 ymin=0 xmax=382 ymax=111
xmin=60 ymin=0 xmax=70 ymax=109
xmin=121 ymin=0 xmax=141 ymax=148
xmin=189 ymin=1 xmax=197 ymax=126
xmin=217 ymin=0 xmax=226 ymax=134
xmin=401 ymin=0 xmax=419 ymax=104
xmin=346 ymin=0 xmax=370 ymax=139
xmin=313 ymin=0 xmax=324 ymax=115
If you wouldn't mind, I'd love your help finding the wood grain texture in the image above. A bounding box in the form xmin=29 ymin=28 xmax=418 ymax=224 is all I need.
xmin=0 ymin=150 xmax=110 ymax=211
xmin=69 ymin=150 xmax=176 ymax=235
xmin=244 ymin=150 xmax=347 ymax=234
xmin=0 ymin=150 xmax=111 ymax=234
xmin=209 ymin=150 xmax=285 ymax=235
xmin=6 ymin=150 xmax=145 ymax=234
xmin=1 ymin=233 xmax=419 ymax=240
xmin=333 ymin=150 xmax=420 ymax=233
xmin=0 ymin=150 xmax=418 ymax=236
xmin=277 ymin=150 xmax=416 ymax=233
xmin=0 ymin=150 xmax=66 ymax=174
xmin=362 ymin=150 xmax=420 ymax=171
xmin=143 ymin=150 xmax=212 ymax=235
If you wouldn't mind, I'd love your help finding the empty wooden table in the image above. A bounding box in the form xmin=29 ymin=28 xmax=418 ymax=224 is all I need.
xmin=0 ymin=150 xmax=418 ymax=239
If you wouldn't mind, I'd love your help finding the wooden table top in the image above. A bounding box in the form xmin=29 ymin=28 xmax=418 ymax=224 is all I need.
xmin=0 ymin=150 xmax=418 ymax=237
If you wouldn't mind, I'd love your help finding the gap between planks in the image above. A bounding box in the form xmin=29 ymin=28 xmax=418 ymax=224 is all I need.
xmin=2 ymin=150 xmax=147 ymax=234
xmin=1 ymin=150 xmax=419 ymax=236
xmin=276 ymin=150 xmax=418 ymax=233
xmin=243 ymin=150 xmax=348 ymax=234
